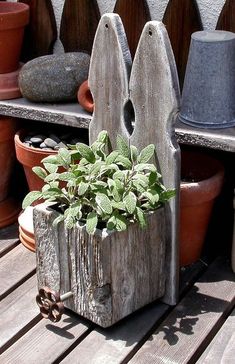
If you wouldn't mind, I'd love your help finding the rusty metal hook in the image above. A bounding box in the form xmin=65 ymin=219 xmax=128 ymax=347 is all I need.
xmin=36 ymin=287 xmax=73 ymax=322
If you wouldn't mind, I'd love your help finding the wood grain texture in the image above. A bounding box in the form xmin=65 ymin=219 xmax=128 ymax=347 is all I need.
xmin=60 ymin=0 xmax=100 ymax=53
xmin=34 ymin=203 xmax=166 ymax=327
xmin=114 ymin=0 xmax=151 ymax=58
xmin=130 ymin=21 xmax=181 ymax=305
xmin=0 ymin=244 xmax=36 ymax=301
xmin=129 ymin=258 xmax=235 ymax=364
xmin=0 ymin=311 xmax=90 ymax=363
xmin=0 ymin=275 xmax=39 ymax=354
xmin=89 ymin=14 xmax=132 ymax=148
xmin=216 ymin=0 xmax=235 ymax=32
xmin=57 ymin=260 xmax=206 ymax=364
xmin=163 ymin=0 xmax=202 ymax=88
xmin=196 ymin=308 xmax=235 ymax=363
xmin=0 ymin=224 xmax=19 ymax=258
xmin=19 ymin=0 xmax=57 ymax=62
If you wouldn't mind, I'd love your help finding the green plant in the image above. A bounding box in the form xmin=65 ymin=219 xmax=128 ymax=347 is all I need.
xmin=23 ymin=130 xmax=175 ymax=234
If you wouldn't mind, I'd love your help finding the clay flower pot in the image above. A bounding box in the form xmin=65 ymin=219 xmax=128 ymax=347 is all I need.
xmin=0 ymin=116 xmax=21 ymax=228
xmin=77 ymin=80 xmax=94 ymax=113
xmin=14 ymin=130 xmax=57 ymax=192
xmin=0 ymin=1 xmax=29 ymax=74
xmin=180 ymin=151 xmax=225 ymax=266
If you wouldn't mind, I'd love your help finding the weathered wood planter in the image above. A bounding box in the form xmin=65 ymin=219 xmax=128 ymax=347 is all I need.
xmin=34 ymin=203 xmax=166 ymax=327
xmin=33 ymin=13 xmax=180 ymax=326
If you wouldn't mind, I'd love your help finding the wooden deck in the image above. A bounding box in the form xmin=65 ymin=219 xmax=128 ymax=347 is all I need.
xmin=0 ymin=223 xmax=235 ymax=363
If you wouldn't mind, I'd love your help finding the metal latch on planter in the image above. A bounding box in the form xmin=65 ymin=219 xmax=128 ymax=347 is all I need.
xmin=36 ymin=287 xmax=73 ymax=322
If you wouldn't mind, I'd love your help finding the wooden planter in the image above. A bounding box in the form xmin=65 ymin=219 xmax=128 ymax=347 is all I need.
xmin=34 ymin=203 xmax=166 ymax=327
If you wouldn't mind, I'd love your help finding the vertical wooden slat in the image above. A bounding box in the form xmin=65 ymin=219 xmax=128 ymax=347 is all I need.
xmin=60 ymin=0 xmax=100 ymax=54
xmin=163 ymin=0 xmax=202 ymax=89
xmin=130 ymin=21 xmax=181 ymax=305
xmin=19 ymin=0 xmax=57 ymax=62
xmin=88 ymin=14 xmax=132 ymax=148
xmin=216 ymin=0 xmax=235 ymax=32
xmin=113 ymin=0 xmax=151 ymax=58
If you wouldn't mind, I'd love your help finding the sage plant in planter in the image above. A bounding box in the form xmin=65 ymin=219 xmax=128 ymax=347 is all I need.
xmin=23 ymin=131 xmax=175 ymax=327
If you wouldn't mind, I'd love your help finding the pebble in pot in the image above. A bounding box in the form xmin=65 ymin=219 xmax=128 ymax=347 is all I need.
xmin=19 ymin=52 xmax=90 ymax=102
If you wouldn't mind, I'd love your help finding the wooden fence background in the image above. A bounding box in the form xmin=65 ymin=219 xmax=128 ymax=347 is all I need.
xmin=14 ymin=0 xmax=235 ymax=88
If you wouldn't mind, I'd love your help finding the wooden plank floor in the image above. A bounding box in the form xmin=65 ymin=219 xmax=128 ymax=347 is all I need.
xmin=0 ymin=224 xmax=234 ymax=364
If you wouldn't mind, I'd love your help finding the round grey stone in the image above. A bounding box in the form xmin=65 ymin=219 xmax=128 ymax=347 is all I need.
xmin=40 ymin=142 xmax=47 ymax=149
xmin=19 ymin=52 xmax=91 ymax=102
xmin=44 ymin=138 xmax=58 ymax=148
xmin=30 ymin=137 xmax=43 ymax=145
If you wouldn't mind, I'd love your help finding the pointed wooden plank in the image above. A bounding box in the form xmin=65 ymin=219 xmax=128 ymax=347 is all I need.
xmin=60 ymin=0 xmax=100 ymax=54
xmin=197 ymin=308 xmax=235 ymax=363
xmin=130 ymin=21 xmax=181 ymax=305
xmin=0 ymin=275 xmax=40 ymax=354
xmin=0 ymin=224 xmax=19 ymax=258
xmin=129 ymin=258 xmax=235 ymax=364
xmin=114 ymin=0 xmax=151 ymax=58
xmin=216 ymin=0 xmax=235 ymax=32
xmin=19 ymin=0 xmax=57 ymax=62
xmin=163 ymin=0 xmax=202 ymax=88
xmin=0 ymin=244 xmax=36 ymax=301
xmin=1 ymin=312 xmax=91 ymax=363
xmin=89 ymin=14 xmax=132 ymax=148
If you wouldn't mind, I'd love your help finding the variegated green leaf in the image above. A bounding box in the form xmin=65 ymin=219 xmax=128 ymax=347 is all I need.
xmin=116 ymin=135 xmax=129 ymax=158
xmin=86 ymin=212 xmax=98 ymax=234
xmin=76 ymin=143 xmax=95 ymax=163
xmin=96 ymin=194 xmax=112 ymax=214
xmin=22 ymin=191 xmax=42 ymax=209
xmin=32 ymin=166 xmax=47 ymax=180
xmin=138 ymin=144 xmax=155 ymax=163
xmin=124 ymin=192 xmax=137 ymax=214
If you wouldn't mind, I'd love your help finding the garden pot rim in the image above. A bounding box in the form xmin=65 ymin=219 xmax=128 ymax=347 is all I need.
xmin=0 ymin=2 xmax=29 ymax=30
xmin=15 ymin=129 xmax=58 ymax=155
xmin=180 ymin=151 xmax=224 ymax=206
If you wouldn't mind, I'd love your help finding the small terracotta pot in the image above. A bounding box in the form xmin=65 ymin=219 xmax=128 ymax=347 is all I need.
xmin=0 ymin=1 xmax=29 ymax=74
xmin=180 ymin=151 xmax=225 ymax=266
xmin=14 ymin=130 xmax=57 ymax=192
xmin=77 ymin=80 xmax=94 ymax=113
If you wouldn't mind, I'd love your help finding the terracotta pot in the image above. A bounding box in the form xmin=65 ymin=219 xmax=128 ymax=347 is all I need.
xmin=14 ymin=130 xmax=57 ymax=192
xmin=0 ymin=117 xmax=18 ymax=200
xmin=0 ymin=2 xmax=29 ymax=74
xmin=77 ymin=80 xmax=94 ymax=113
xmin=180 ymin=151 xmax=225 ymax=266
xmin=0 ymin=116 xmax=20 ymax=227
xmin=0 ymin=64 xmax=22 ymax=100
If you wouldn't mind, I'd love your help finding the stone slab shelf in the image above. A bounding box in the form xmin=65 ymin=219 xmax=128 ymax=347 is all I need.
xmin=0 ymin=98 xmax=91 ymax=129
xmin=0 ymin=98 xmax=235 ymax=152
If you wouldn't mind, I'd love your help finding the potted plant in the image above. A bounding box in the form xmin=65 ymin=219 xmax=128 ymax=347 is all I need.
xmin=23 ymin=130 xmax=175 ymax=327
